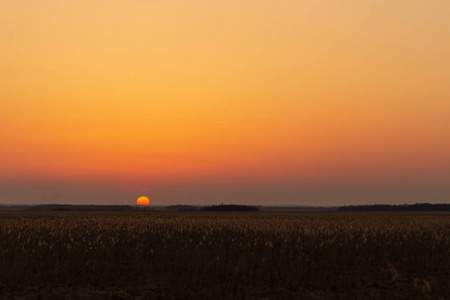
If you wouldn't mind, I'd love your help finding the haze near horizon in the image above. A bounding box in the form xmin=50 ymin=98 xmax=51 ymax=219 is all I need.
xmin=1 ymin=0 xmax=449 ymax=206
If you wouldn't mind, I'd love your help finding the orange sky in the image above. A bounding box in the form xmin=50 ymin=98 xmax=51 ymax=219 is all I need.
xmin=1 ymin=0 xmax=449 ymax=205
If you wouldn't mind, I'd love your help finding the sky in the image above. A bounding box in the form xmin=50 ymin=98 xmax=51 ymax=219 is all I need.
xmin=1 ymin=0 xmax=449 ymax=206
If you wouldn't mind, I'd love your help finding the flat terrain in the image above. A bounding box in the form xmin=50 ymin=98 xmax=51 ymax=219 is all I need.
xmin=0 ymin=211 xmax=449 ymax=299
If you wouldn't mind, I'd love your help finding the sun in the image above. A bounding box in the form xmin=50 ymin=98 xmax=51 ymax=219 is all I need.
xmin=137 ymin=196 xmax=150 ymax=205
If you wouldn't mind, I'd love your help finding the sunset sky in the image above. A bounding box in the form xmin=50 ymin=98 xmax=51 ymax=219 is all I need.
xmin=1 ymin=0 xmax=449 ymax=206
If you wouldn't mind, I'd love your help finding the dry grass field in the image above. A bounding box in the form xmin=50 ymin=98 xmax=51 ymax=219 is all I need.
xmin=1 ymin=211 xmax=449 ymax=299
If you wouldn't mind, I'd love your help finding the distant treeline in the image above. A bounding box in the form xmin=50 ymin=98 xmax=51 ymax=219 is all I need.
xmin=5 ymin=203 xmax=448 ymax=212
xmin=36 ymin=205 xmax=135 ymax=211
xmin=167 ymin=204 xmax=260 ymax=212
xmin=260 ymin=206 xmax=336 ymax=212
xmin=337 ymin=203 xmax=450 ymax=212
xmin=0 ymin=205 xmax=135 ymax=211
xmin=166 ymin=205 xmax=200 ymax=211
xmin=202 ymin=204 xmax=260 ymax=212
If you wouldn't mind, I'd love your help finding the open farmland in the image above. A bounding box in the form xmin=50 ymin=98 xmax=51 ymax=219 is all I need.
xmin=1 ymin=211 xmax=449 ymax=299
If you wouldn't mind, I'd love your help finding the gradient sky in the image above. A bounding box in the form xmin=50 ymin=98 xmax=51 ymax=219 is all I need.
xmin=1 ymin=0 xmax=449 ymax=206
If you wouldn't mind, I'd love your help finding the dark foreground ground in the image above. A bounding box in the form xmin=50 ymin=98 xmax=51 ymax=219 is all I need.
xmin=1 ymin=211 xmax=449 ymax=299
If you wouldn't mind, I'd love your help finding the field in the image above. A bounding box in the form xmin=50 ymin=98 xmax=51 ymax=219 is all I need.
xmin=1 ymin=211 xmax=449 ymax=299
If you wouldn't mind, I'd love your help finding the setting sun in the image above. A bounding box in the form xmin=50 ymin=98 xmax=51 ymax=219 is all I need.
xmin=137 ymin=196 xmax=150 ymax=206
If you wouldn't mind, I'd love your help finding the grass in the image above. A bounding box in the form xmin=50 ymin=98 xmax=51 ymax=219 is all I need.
xmin=1 ymin=211 xmax=449 ymax=299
